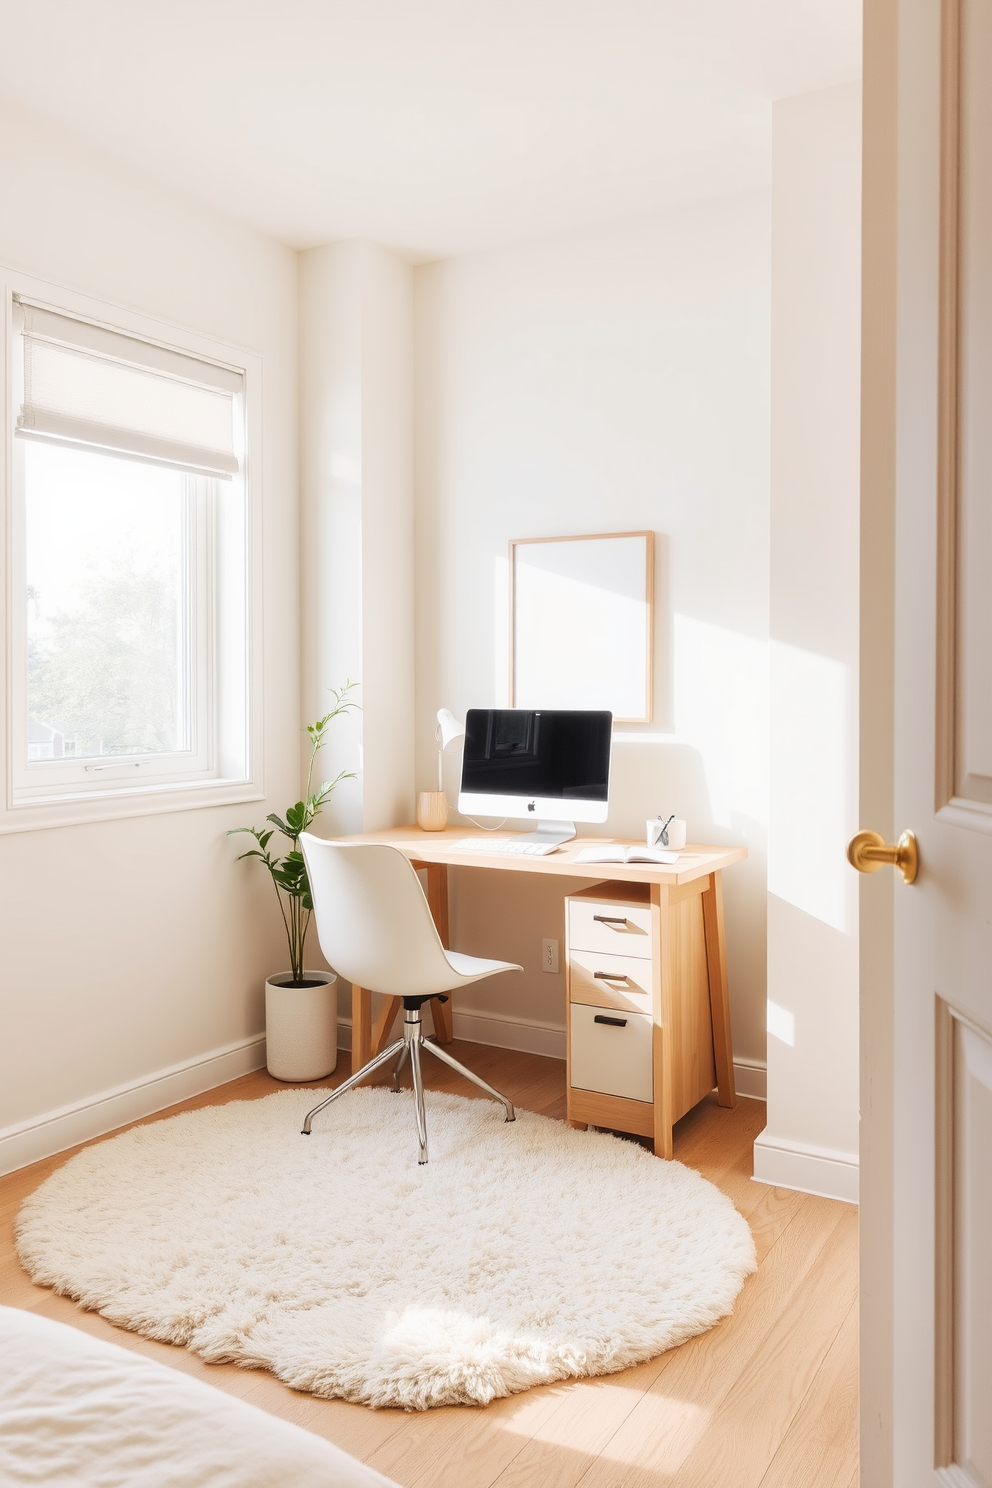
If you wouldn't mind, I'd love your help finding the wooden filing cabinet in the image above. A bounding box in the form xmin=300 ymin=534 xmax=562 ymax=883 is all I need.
xmin=565 ymin=880 xmax=723 ymax=1156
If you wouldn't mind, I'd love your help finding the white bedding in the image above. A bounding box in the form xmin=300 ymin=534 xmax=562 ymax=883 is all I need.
xmin=0 ymin=1307 xmax=398 ymax=1487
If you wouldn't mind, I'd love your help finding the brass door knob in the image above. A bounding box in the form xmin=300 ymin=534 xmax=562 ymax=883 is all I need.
xmin=847 ymin=829 xmax=919 ymax=884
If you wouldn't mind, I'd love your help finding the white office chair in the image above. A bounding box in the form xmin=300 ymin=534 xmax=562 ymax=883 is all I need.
xmin=298 ymin=834 xmax=523 ymax=1163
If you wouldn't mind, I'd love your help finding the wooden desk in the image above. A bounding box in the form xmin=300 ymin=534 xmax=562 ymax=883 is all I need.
xmin=341 ymin=826 xmax=746 ymax=1158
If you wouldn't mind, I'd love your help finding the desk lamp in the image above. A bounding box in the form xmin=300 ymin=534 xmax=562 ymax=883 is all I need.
xmin=416 ymin=708 xmax=465 ymax=831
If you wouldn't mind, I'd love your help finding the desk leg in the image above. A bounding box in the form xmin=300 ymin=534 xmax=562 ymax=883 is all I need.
xmin=351 ymin=985 xmax=372 ymax=1074
xmin=701 ymin=871 xmax=737 ymax=1108
xmin=425 ymin=862 xmax=454 ymax=1044
xmin=651 ymin=884 xmax=675 ymax=1159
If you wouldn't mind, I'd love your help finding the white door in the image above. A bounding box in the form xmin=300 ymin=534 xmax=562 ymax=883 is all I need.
xmin=860 ymin=1 xmax=992 ymax=1484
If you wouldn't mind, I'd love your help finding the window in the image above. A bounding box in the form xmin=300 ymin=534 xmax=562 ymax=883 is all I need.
xmin=3 ymin=278 xmax=262 ymax=829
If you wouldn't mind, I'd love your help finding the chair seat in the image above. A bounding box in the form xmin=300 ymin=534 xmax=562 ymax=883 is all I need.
xmin=444 ymin=949 xmax=522 ymax=984
xmin=298 ymin=837 xmax=523 ymax=1161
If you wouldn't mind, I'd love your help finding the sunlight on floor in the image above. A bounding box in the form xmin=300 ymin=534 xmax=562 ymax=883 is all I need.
xmin=495 ymin=1381 xmax=711 ymax=1468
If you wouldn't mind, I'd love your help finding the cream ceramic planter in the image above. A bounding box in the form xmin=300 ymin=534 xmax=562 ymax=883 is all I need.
xmin=264 ymin=971 xmax=338 ymax=1082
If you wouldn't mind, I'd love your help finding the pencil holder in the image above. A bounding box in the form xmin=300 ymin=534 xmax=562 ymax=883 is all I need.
xmin=416 ymin=791 xmax=448 ymax=832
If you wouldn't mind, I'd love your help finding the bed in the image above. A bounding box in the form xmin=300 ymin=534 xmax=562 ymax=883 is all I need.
xmin=0 ymin=1306 xmax=399 ymax=1487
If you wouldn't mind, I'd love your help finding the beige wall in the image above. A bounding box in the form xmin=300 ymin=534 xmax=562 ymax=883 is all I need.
xmin=757 ymin=82 xmax=862 ymax=1203
xmin=412 ymin=193 xmax=772 ymax=1068
xmin=0 ymin=98 xmax=299 ymax=1166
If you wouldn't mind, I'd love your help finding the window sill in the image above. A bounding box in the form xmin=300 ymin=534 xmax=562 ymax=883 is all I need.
xmin=0 ymin=776 xmax=265 ymax=834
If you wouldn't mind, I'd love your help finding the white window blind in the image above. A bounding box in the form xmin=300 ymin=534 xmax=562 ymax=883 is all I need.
xmin=14 ymin=301 xmax=242 ymax=478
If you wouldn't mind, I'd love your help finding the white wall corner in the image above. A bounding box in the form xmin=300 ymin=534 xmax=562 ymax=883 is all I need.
xmin=765 ymin=82 xmax=862 ymax=1199
xmin=0 ymin=1036 xmax=266 ymax=1177
xmin=753 ymin=1129 xmax=859 ymax=1205
xmin=299 ymin=239 xmax=415 ymax=836
xmin=359 ymin=242 xmax=415 ymax=832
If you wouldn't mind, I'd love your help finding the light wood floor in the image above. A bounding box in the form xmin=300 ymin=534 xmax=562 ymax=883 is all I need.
xmin=1 ymin=1043 xmax=858 ymax=1488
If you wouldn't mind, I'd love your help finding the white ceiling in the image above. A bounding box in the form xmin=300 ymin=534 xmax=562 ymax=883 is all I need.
xmin=0 ymin=0 xmax=861 ymax=258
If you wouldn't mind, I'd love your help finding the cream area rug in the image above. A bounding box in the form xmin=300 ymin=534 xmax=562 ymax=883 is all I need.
xmin=16 ymin=1089 xmax=756 ymax=1411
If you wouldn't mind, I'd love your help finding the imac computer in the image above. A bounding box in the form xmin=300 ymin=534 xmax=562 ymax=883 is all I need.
xmin=458 ymin=708 xmax=612 ymax=846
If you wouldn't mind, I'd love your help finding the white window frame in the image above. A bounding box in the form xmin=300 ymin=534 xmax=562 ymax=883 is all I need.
xmin=1 ymin=268 xmax=264 ymax=832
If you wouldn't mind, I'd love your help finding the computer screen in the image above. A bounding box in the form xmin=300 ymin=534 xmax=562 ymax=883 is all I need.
xmin=458 ymin=709 xmax=612 ymax=839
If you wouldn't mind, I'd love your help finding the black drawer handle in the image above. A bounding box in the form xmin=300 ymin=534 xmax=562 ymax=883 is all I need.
xmin=593 ymin=1014 xmax=628 ymax=1027
xmin=593 ymin=915 xmax=628 ymax=926
xmin=593 ymin=971 xmax=630 ymax=983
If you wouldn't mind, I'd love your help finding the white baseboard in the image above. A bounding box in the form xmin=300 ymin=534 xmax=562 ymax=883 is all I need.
xmin=452 ymin=1010 xmax=567 ymax=1060
xmin=337 ymin=1009 xmax=566 ymax=1060
xmin=0 ymin=1034 xmax=267 ymax=1177
xmin=3 ymin=1008 xmax=766 ymax=1180
xmin=752 ymin=1131 xmax=859 ymax=1204
xmin=339 ymin=1011 xmax=767 ymax=1101
xmin=732 ymin=1058 xmax=767 ymax=1101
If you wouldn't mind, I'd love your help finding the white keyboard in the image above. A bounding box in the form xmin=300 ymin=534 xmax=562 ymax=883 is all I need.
xmin=458 ymin=837 xmax=560 ymax=857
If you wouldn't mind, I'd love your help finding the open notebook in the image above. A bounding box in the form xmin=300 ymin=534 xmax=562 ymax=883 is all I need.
xmin=574 ymin=845 xmax=680 ymax=866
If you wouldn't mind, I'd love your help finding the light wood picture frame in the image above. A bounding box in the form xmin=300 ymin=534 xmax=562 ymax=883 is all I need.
xmin=509 ymin=531 xmax=655 ymax=723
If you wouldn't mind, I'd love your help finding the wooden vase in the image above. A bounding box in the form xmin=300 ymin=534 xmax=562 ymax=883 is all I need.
xmin=417 ymin=791 xmax=448 ymax=831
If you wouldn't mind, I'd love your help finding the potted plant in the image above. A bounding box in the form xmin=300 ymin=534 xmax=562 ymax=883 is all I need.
xmin=230 ymin=682 xmax=359 ymax=1081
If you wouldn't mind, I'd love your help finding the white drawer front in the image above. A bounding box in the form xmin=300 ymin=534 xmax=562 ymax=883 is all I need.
xmin=568 ymin=949 xmax=652 ymax=1014
xmin=569 ymin=1003 xmax=654 ymax=1103
xmin=567 ymin=898 xmax=653 ymax=959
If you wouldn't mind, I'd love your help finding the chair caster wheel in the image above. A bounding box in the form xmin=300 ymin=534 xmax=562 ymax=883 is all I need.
xmin=300 ymin=1129 xmax=311 ymax=1136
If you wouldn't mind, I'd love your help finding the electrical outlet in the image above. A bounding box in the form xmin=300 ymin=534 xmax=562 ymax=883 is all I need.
xmin=541 ymin=938 xmax=559 ymax=974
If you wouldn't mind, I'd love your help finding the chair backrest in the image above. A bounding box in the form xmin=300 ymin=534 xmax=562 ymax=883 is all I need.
xmin=299 ymin=835 xmax=457 ymax=997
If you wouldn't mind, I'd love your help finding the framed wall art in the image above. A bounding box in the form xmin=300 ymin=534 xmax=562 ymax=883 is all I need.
xmin=509 ymin=530 xmax=654 ymax=723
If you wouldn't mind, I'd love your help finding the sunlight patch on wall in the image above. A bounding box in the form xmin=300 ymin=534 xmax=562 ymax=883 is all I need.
xmin=767 ymin=999 xmax=796 ymax=1047
xmin=768 ymin=639 xmax=856 ymax=934
xmin=673 ymin=613 xmax=768 ymax=830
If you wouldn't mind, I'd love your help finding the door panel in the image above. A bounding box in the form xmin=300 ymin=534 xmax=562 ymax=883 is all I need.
xmin=953 ymin=1018 xmax=992 ymax=1483
xmin=932 ymin=14 xmax=992 ymax=1474
xmin=936 ymin=1003 xmax=992 ymax=1486
xmin=862 ymin=0 xmax=992 ymax=1483
xmin=954 ymin=0 xmax=992 ymax=813
xmin=937 ymin=0 xmax=992 ymax=820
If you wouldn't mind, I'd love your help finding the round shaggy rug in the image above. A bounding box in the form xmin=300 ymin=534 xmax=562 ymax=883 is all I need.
xmin=16 ymin=1089 xmax=757 ymax=1410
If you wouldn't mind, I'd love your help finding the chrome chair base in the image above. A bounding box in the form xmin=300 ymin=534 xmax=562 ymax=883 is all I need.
xmin=300 ymin=1003 xmax=515 ymax=1164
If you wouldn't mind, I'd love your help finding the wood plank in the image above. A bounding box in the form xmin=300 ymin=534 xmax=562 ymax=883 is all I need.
xmin=566 ymin=1088 xmax=655 ymax=1139
xmin=486 ymin=1366 xmax=667 ymax=1488
xmin=669 ymin=878 xmax=707 ymax=904
xmin=368 ymin=1388 xmax=565 ymax=1488
xmin=341 ymin=825 xmax=747 ymax=889
xmin=574 ymin=1202 xmax=856 ymax=1488
xmin=662 ymin=1210 xmax=858 ymax=1488
xmin=701 ymin=870 xmax=737 ymax=1107
xmin=668 ymin=890 xmax=717 ymax=1122
xmin=757 ymin=1299 xmax=858 ymax=1488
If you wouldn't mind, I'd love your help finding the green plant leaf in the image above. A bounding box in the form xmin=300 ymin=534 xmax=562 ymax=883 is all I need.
xmin=284 ymin=801 xmax=306 ymax=833
xmin=231 ymin=686 xmax=357 ymax=970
